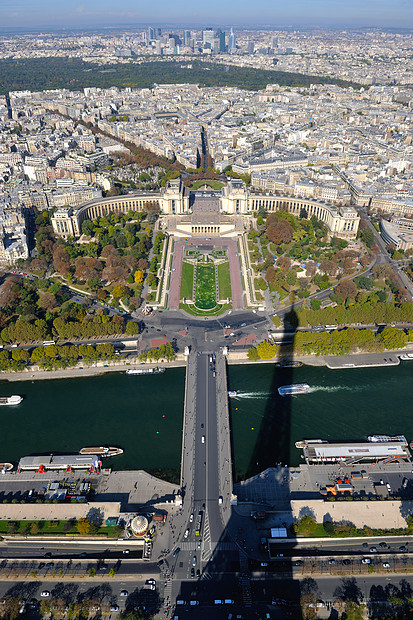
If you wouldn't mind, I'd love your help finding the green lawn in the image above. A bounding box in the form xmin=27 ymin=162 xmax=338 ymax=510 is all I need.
xmin=180 ymin=261 xmax=194 ymax=300
xmin=195 ymin=263 xmax=217 ymax=310
xmin=218 ymin=261 xmax=232 ymax=300
xmin=180 ymin=302 xmax=232 ymax=317
xmin=191 ymin=180 xmax=224 ymax=191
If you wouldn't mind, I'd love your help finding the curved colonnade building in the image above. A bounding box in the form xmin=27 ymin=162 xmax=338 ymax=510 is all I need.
xmin=51 ymin=178 xmax=360 ymax=240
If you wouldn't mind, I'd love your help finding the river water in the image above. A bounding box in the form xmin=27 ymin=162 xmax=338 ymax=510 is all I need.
xmin=0 ymin=362 xmax=412 ymax=482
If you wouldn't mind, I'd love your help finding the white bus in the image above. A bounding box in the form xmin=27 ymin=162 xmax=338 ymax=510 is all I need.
xmin=43 ymin=340 xmax=56 ymax=346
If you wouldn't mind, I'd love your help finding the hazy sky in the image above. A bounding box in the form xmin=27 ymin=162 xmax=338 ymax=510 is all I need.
xmin=0 ymin=0 xmax=412 ymax=29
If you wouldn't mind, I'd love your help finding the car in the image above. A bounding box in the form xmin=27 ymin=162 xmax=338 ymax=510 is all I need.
xmin=79 ymin=552 xmax=86 ymax=558
xmin=218 ymin=496 xmax=223 ymax=505
xmin=120 ymin=590 xmax=128 ymax=597
xmin=44 ymin=552 xmax=52 ymax=558
xmin=343 ymin=559 xmax=351 ymax=565
xmin=196 ymin=568 xmax=200 ymax=577
xmin=189 ymin=513 xmax=194 ymax=522
xmin=370 ymin=547 xmax=377 ymax=553
xmin=403 ymin=478 xmax=408 ymax=489
xmin=146 ymin=579 xmax=156 ymax=586
xmin=294 ymin=560 xmax=303 ymax=566
xmin=110 ymin=606 xmax=119 ymax=612
xmin=40 ymin=592 xmax=50 ymax=598
xmin=387 ymin=483 xmax=392 ymax=492
xmin=197 ymin=540 xmax=201 ymax=549
xmin=172 ymin=547 xmax=180 ymax=558
xmin=184 ymin=529 xmax=189 ymax=539
xmin=399 ymin=546 xmax=408 ymax=552
xmin=191 ymin=567 xmax=195 ymax=577
xmin=192 ymin=556 xmax=197 ymax=566
xmin=361 ymin=558 xmax=371 ymax=564
xmin=383 ymin=563 xmax=391 ymax=568
xmin=201 ymin=436 xmax=205 ymax=444
xmin=362 ymin=542 xmax=368 ymax=548
xmin=45 ymin=562 xmax=54 ymax=568
xmin=122 ymin=549 xmax=130 ymax=555
xmin=328 ymin=559 xmax=336 ymax=565
xmin=379 ymin=542 xmax=387 ymax=548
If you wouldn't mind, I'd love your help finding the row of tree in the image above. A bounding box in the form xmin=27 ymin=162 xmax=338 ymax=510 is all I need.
xmin=247 ymin=327 xmax=412 ymax=360
xmin=138 ymin=342 xmax=176 ymax=362
xmin=0 ymin=342 xmax=122 ymax=372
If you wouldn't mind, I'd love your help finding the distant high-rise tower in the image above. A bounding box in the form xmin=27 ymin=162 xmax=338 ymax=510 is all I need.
xmin=148 ymin=27 xmax=155 ymax=41
xmin=247 ymin=40 xmax=254 ymax=54
xmin=202 ymin=28 xmax=215 ymax=48
xmin=184 ymin=30 xmax=191 ymax=46
xmin=216 ymin=29 xmax=226 ymax=52
xmin=272 ymin=36 xmax=278 ymax=48
xmin=228 ymin=28 xmax=236 ymax=53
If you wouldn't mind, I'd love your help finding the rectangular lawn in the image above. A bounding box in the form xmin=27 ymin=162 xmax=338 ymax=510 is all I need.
xmin=218 ymin=261 xmax=232 ymax=300
xmin=180 ymin=261 xmax=194 ymax=300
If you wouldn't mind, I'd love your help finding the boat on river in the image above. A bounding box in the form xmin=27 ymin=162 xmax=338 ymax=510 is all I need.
xmin=79 ymin=446 xmax=123 ymax=457
xmin=228 ymin=391 xmax=238 ymax=398
xmin=368 ymin=435 xmax=407 ymax=444
xmin=0 ymin=395 xmax=23 ymax=406
xmin=400 ymin=353 xmax=413 ymax=361
xmin=126 ymin=368 xmax=165 ymax=375
xmin=275 ymin=360 xmax=303 ymax=368
xmin=0 ymin=463 xmax=13 ymax=474
xmin=278 ymin=384 xmax=310 ymax=396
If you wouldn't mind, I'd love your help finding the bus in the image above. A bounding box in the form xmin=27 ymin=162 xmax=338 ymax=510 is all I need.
xmin=43 ymin=340 xmax=56 ymax=346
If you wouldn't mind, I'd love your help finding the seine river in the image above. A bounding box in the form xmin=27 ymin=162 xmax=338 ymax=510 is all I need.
xmin=0 ymin=362 xmax=412 ymax=482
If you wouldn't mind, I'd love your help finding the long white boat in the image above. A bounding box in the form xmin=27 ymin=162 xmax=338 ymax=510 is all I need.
xmin=126 ymin=368 xmax=165 ymax=375
xmin=278 ymin=384 xmax=310 ymax=397
xmin=0 ymin=395 xmax=23 ymax=406
xmin=400 ymin=353 xmax=413 ymax=361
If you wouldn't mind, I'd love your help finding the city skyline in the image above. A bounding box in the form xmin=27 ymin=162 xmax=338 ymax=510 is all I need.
xmin=1 ymin=0 xmax=413 ymax=29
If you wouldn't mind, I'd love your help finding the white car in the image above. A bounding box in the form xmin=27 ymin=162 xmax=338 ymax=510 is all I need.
xmin=120 ymin=590 xmax=128 ymax=597
xmin=122 ymin=549 xmax=130 ymax=555
xmin=40 ymin=592 xmax=50 ymax=598
xmin=189 ymin=514 xmax=194 ymax=523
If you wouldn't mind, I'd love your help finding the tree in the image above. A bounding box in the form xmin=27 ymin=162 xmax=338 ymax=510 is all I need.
xmin=336 ymin=279 xmax=357 ymax=301
xmin=286 ymin=269 xmax=297 ymax=287
xmin=265 ymin=266 xmax=276 ymax=285
xmin=77 ymin=518 xmax=91 ymax=535
xmin=256 ymin=340 xmax=277 ymax=360
xmin=134 ymin=269 xmax=144 ymax=284
xmin=247 ymin=346 xmax=260 ymax=361
xmin=266 ymin=220 xmax=293 ymax=244
xmin=37 ymin=292 xmax=57 ymax=311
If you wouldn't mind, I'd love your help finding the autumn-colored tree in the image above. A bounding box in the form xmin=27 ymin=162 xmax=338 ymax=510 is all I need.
xmin=37 ymin=292 xmax=57 ymax=311
xmin=319 ymin=260 xmax=337 ymax=276
xmin=256 ymin=340 xmax=278 ymax=360
xmin=266 ymin=220 xmax=293 ymax=244
xmin=265 ymin=266 xmax=276 ymax=285
xmin=276 ymin=256 xmax=291 ymax=273
xmin=336 ymin=279 xmax=357 ymax=300
xmin=134 ymin=270 xmax=144 ymax=284
xmin=77 ymin=518 xmax=91 ymax=535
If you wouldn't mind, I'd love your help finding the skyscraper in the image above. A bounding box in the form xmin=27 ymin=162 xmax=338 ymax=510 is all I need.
xmin=216 ymin=29 xmax=226 ymax=52
xmin=247 ymin=40 xmax=254 ymax=54
xmin=184 ymin=30 xmax=191 ymax=46
xmin=228 ymin=28 xmax=236 ymax=53
xmin=148 ymin=27 xmax=155 ymax=41
xmin=202 ymin=28 xmax=215 ymax=48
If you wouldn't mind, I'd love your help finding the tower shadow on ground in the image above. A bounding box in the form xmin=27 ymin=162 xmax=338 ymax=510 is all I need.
xmin=173 ymin=308 xmax=304 ymax=619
